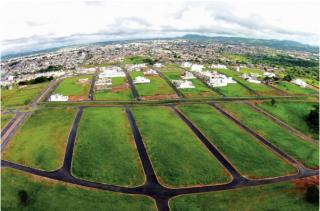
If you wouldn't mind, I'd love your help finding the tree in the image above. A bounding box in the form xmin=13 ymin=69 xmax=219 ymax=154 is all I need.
xmin=306 ymin=105 xmax=319 ymax=131
xmin=271 ymin=98 xmax=276 ymax=106
xmin=306 ymin=185 xmax=319 ymax=204
xmin=283 ymin=74 xmax=293 ymax=81
xmin=18 ymin=190 xmax=28 ymax=205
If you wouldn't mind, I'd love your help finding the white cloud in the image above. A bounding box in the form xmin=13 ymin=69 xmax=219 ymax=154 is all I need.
xmin=1 ymin=0 xmax=319 ymax=55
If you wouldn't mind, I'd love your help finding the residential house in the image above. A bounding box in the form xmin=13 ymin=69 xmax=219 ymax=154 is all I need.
xmin=291 ymin=79 xmax=307 ymax=88
xmin=49 ymin=94 xmax=68 ymax=101
xmin=181 ymin=71 xmax=196 ymax=80
xmin=172 ymin=80 xmax=195 ymax=89
xmin=144 ymin=69 xmax=158 ymax=76
xmin=210 ymin=64 xmax=227 ymax=69
xmin=134 ymin=76 xmax=150 ymax=84
xmin=95 ymin=78 xmax=112 ymax=91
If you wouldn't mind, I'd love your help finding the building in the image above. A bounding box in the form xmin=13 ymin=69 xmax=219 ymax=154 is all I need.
xmin=208 ymin=75 xmax=236 ymax=87
xmin=181 ymin=71 xmax=196 ymax=80
xmin=264 ymin=72 xmax=276 ymax=78
xmin=99 ymin=67 xmax=125 ymax=78
xmin=153 ymin=63 xmax=163 ymax=68
xmin=49 ymin=94 xmax=68 ymax=101
xmin=191 ymin=64 xmax=203 ymax=72
xmin=172 ymin=80 xmax=195 ymax=89
xmin=291 ymin=79 xmax=307 ymax=88
xmin=182 ymin=62 xmax=192 ymax=68
xmin=210 ymin=64 xmax=227 ymax=69
xmin=134 ymin=76 xmax=150 ymax=84
xmin=128 ymin=64 xmax=147 ymax=72
xmin=95 ymin=78 xmax=112 ymax=91
xmin=144 ymin=69 xmax=158 ymax=76
xmin=241 ymin=74 xmax=261 ymax=84
xmin=78 ymin=78 xmax=89 ymax=84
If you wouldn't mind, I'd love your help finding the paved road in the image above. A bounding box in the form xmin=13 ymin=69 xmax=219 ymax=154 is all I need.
xmin=88 ymin=74 xmax=97 ymax=100
xmin=155 ymin=69 xmax=185 ymax=98
xmin=124 ymin=69 xmax=141 ymax=100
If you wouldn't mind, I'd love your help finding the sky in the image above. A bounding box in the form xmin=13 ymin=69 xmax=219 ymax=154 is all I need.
xmin=1 ymin=0 xmax=319 ymax=55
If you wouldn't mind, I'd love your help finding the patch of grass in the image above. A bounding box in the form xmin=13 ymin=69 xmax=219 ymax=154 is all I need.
xmin=257 ymin=101 xmax=319 ymax=140
xmin=215 ymin=83 xmax=255 ymax=97
xmin=216 ymin=69 xmax=281 ymax=96
xmin=130 ymin=72 xmax=176 ymax=98
xmin=72 ymin=107 xmax=144 ymax=186
xmin=2 ymin=108 xmax=76 ymax=171
xmin=54 ymin=75 xmax=92 ymax=96
xmin=1 ymin=113 xmax=14 ymax=128
xmin=94 ymin=77 xmax=134 ymax=101
xmin=163 ymin=71 xmax=218 ymax=98
xmin=238 ymin=67 xmax=264 ymax=74
xmin=1 ymin=169 xmax=156 ymax=211
xmin=219 ymin=102 xmax=319 ymax=168
xmin=1 ymin=83 xmax=48 ymax=107
xmin=179 ymin=104 xmax=296 ymax=178
xmin=275 ymin=81 xmax=317 ymax=95
xmin=159 ymin=64 xmax=183 ymax=72
xmin=123 ymin=55 xmax=151 ymax=64
xmin=131 ymin=106 xmax=230 ymax=187
xmin=170 ymin=181 xmax=318 ymax=211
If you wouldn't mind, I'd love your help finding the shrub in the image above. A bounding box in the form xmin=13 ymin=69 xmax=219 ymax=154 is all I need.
xmin=306 ymin=185 xmax=319 ymax=204
xmin=18 ymin=190 xmax=28 ymax=205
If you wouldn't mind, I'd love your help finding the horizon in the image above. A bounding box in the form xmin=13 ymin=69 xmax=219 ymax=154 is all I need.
xmin=1 ymin=0 xmax=319 ymax=56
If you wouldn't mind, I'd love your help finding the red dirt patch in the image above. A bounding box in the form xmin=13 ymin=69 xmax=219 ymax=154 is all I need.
xmin=68 ymin=96 xmax=90 ymax=101
xmin=293 ymin=176 xmax=319 ymax=189
xmin=112 ymin=83 xmax=129 ymax=93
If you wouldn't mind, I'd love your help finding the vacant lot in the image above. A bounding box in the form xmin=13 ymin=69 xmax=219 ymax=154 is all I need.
xmin=54 ymin=75 xmax=92 ymax=97
xmin=219 ymin=102 xmax=319 ymax=168
xmin=1 ymin=83 xmax=48 ymax=107
xmin=274 ymin=81 xmax=317 ymax=95
xmin=216 ymin=69 xmax=281 ymax=96
xmin=94 ymin=77 xmax=134 ymax=101
xmin=2 ymin=169 xmax=156 ymax=211
xmin=238 ymin=67 xmax=264 ymax=74
xmin=72 ymin=107 xmax=144 ymax=186
xmin=131 ymin=106 xmax=230 ymax=187
xmin=179 ymin=104 xmax=296 ymax=178
xmin=1 ymin=113 xmax=14 ymax=128
xmin=215 ymin=83 xmax=255 ymax=97
xmin=170 ymin=181 xmax=318 ymax=211
xmin=130 ymin=72 xmax=177 ymax=99
xmin=257 ymin=101 xmax=319 ymax=140
xmin=2 ymin=108 xmax=76 ymax=171
xmin=163 ymin=71 xmax=219 ymax=98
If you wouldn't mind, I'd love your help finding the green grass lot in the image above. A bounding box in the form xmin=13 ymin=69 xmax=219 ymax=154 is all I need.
xmin=94 ymin=77 xmax=134 ymax=101
xmin=131 ymin=107 xmax=230 ymax=187
xmin=158 ymin=64 xmax=183 ymax=72
xmin=274 ymin=81 xmax=317 ymax=95
xmin=130 ymin=72 xmax=177 ymax=99
xmin=257 ymin=101 xmax=319 ymax=140
xmin=215 ymin=69 xmax=281 ymax=96
xmin=162 ymin=71 xmax=219 ymax=98
xmin=2 ymin=169 xmax=156 ymax=211
xmin=72 ymin=107 xmax=144 ymax=186
xmin=2 ymin=108 xmax=76 ymax=171
xmin=54 ymin=75 xmax=92 ymax=96
xmin=170 ymin=181 xmax=318 ymax=211
xmin=214 ymin=83 xmax=255 ymax=97
xmin=219 ymin=103 xmax=319 ymax=168
xmin=122 ymin=55 xmax=150 ymax=64
xmin=1 ymin=113 xmax=14 ymax=128
xmin=178 ymin=105 xmax=296 ymax=178
xmin=1 ymin=83 xmax=48 ymax=107
xmin=238 ymin=67 xmax=264 ymax=74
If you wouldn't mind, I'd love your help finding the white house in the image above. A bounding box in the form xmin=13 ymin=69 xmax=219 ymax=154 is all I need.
xmin=291 ymin=79 xmax=307 ymax=88
xmin=49 ymin=94 xmax=68 ymax=102
xmin=181 ymin=71 xmax=196 ymax=80
xmin=264 ymin=72 xmax=276 ymax=78
xmin=153 ymin=63 xmax=163 ymax=68
xmin=208 ymin=75 xmax=236 ymax=87
xmin=172 ymin=80 xmax=195 ymax=89
xmin=210 ymin=64 xmax=227 ymax=69
xmin=134 ymin=76 xmax=150 ymax=84
xmin=242 ymin=74 xmax=261 ymax=84
xmin=95 ymin=78 xmax=112 ymax=91
xmin=128 ymin=64 xmax=147 ymax=72
xmin=191 ymin=64 xmax=204 ymax=72
xmin=99 ymin=67 xmax=125 ymax=78
xmin=182 ymin=62 xmax=192 ymax=68
xmin=144 ymin=69 xmax=158 ymax=76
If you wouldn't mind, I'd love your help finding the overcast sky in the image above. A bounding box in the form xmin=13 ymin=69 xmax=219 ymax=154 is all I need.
xmin=1 ymin=0 xmax=319 ymax=55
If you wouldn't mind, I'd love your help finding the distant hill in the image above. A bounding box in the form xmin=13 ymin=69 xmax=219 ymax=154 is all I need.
xmin=182 ymin=34 xmax=318 ymax=53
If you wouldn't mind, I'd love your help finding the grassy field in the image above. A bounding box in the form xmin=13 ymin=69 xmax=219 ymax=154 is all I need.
xmin=179 ymin=105 xmax=296 ymax=178
xmin=1 ymin=83 xmax=48 ymax=107
xmin=54 ymin=75 xmax=92 ymax=96
xmin=238 ymin=67 xmax=264 ymax=74
xmin=257 ymin=101 xmax=319 ymax=140
xmin=130 ymin=72 xmax=177 ymax=99
xmin=219 ymin=102 xmax=319 ymax=168
xmin=170 ymin=181 xmax=318 ymax=211
xmin=2 ymin=108 xmax=76 ymax=171
xmin=1 ymin=113 xmax=14 ymax=128
xmin=122 ymin=55 xmax=151 ymax=64
xmin=274 ymin=81 xmax=317 ymax=95
xmin=158 ymin=64 xmax=184 ymax=72
xmin=72 ymin=107 xmax=144 ymax=186
xmin=162 ymin=71 xmax=219 ymax=98
xmin=131 ymin=106 xmax=230 ymax=187
xmin=2 ymin=169 xmax=156 ymax=211
xmin=216 ymin=69 xmax=281 ymax=96
xmin=94 ymin=77 xmax=134 ymax=101
xmin=214 ymin=83 xmax=255 ymax=97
